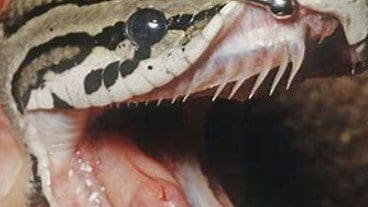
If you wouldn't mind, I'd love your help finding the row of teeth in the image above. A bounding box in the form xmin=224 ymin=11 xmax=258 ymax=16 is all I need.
xmin=121 ymin=38 xmax=305 ymax=108
xmin=159 ymin=5 xmax=307 ymax=105
xmin=216 ymin=39 xmax=305 ymax=101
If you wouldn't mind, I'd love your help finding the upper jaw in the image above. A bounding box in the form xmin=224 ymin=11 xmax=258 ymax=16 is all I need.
xmin=128 ymin=2 xmax=364 ymax=104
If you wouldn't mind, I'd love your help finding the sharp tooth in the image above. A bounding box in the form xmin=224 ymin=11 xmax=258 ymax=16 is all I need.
xmin=213 ymin=65 xmax=235 ymax=101
xmin=270 ymin=46 xmax=290 ymax=95
xmin=183 ymin=85 xmax=194 ymax=102
xmin=171 ymin=96 xmax=178 ymax=104
xmin=212 ymin=82 xmax=227 ymax=101
xmin=249 ymin=52 xmax=274 ymax=99
xmin=229 ymin=59 xmax=255 ymax=99
xmin=229 ymin=77 xmax=246 ymax=99
xmin=286 ymin=41 xmax=305 ymax=90
xmin=183 ymin=72 xmax=200 ymax=102
xmin=156 ymin=98 xmax=163 ymax=106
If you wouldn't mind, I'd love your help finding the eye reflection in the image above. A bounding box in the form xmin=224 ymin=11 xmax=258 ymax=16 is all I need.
xmin=248 ymin=0 xmax=296 ymax=18
xmin=126 ymin=8 xmax=168 ymax=47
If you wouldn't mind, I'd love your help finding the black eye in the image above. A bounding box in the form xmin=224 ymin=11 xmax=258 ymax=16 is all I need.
xmin=270 ymin=0 xmax=295 ymax=17
xmin=126 ymin=8 xmax=168 ymax=47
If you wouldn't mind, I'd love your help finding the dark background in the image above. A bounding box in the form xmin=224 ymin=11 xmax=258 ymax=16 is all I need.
xmin=207 ymin=73 xmax=368 ymax=207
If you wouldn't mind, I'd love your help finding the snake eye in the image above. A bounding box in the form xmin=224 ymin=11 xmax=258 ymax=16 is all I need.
xmin=126 ymin=8 xmax=168 ymax=47
xmin=270 ymin=0 xmax=295 ymax=17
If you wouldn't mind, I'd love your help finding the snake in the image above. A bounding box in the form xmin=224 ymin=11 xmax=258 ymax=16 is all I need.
xmin=0 ymin=0 xmax=367 ymax=206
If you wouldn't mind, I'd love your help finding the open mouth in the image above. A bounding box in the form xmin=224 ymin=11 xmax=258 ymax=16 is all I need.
xmin=5 ymin=1 xmax=366 ymax=207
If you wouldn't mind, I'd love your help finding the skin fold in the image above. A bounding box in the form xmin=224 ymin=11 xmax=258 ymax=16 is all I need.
xmin=0 ymin=0 xmax=367 ymax=207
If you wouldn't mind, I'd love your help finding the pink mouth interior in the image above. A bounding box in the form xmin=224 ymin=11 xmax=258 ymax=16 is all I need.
xmin=30 ymin=105 xmax=234 ymax=207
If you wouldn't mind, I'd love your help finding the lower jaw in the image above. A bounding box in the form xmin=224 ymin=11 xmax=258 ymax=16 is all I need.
xmin=26 ymin=101 xmax=241 ymax=207
xmin=24 ymin=67 xmax=368 ymax=207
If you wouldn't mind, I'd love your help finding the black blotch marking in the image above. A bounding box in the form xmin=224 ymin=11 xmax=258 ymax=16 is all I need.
xmin=84 ymin=69 xmax=103 ymax=94
xmin=168 ymin=14 xmax=193 ymax=30
xmin=168 ymin=4 xmax=224 ymax=30
xmin=192 ymin=5 xmax=222 ymax=24
xmin=17 ymin=89 xmax=31 ymax=113
xmin=147 ymin=65 xmax=153 ymax=70
xmin=103 ymin=61 xmax=120 ymax=88
xmin=51 ymin=93 xmax=72 ymax=109
xmin=120 ymin=60 xmax=139 ymax=77
xmin=3 ymin=0 xmax=114 ymax=36
xmin=13 ymin=69 xmax=47 ymax=112
xmin=13 ymin=23 xmax=127 ymax=111
xmin=120 ymin=46 xmax=152 ymax=77
xmin=95 ymin=22 xmax=126 ymax=50
xmin=134 ymin=46 xmax=151 ymax=60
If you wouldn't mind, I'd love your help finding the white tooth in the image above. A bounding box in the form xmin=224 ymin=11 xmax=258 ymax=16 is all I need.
xmin=182 ymin=93 xmax=190 ymax=102
xmin=213 ymin=63 xmax=238 ymax=101
xmin=229 ymin=77 xmax=247 ymax=100
xmin=228 ymin=59 xmax=255 ymax=99
xmin=249 ymin=51 xmax=274 ymax=99
xmin=156 ymin=98 xmax=163 ymax=106
xmin=171 ymin=96 xmax=178 ymax=104
xmin=286 ymin=40 xmax=306 ymax=90
xmin=212 ymin=82 xmax=227 ymax=101
xmin=270 ymin=46 xmax=290 ymax=95
xmin=183 ymin=71 xmax=200 ymax=102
